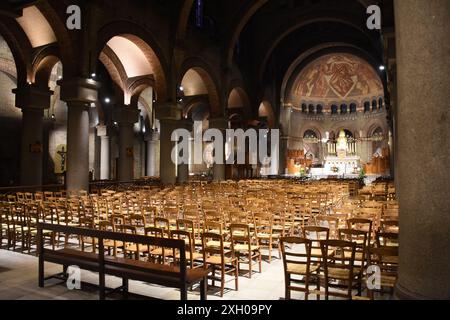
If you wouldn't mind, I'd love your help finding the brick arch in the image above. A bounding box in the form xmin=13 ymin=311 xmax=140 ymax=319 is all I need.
xmin=258 ymin=101 xmax=275 ymax=129
xmin=0 ymin=57 xmax=17 ymax=79
xmin=176 ymin=0 xmax=195 ymax=41
xmin=178 ymin=58 xmax=222 ymax=118
xmin=95 ymin=21 xmax=169 ymax=103
xmin=35 ymin=1 xmax=76 ymax=78
xmin=0 ymin=18 xmax=33 ymax=85
xmin=32 ymin=45 xmax=61 ymax=87
xmin=301 ymin=127 xmax=324 ymax=140
xmin=129 ymin=76 xmax=156 ymax=107
xmin=225 ymin=0 xmax=269 ymax=66
xmin=363 ymin=119 xmax=388 ymax=138
xmin=227 ymin=86 xmax=251 ymax=113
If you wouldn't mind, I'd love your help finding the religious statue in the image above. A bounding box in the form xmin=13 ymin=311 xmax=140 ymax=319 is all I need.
xmin=336 ymin=130 xmax=348 ymax=152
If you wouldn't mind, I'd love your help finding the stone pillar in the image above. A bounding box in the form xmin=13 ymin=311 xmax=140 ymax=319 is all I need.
xmin=209 ymin=117 xmax=228 ymax=181
xmin=156 ymin=103 xmax=182 ymax=185
xmin=394 ymin=0 xmax=450 ymax=300
xmin=13 ymin=85 xmax=53 ymax=186
xmin=97 ymin=125 xmax=111 ymax=180
xmin=145 ymin=130 xmax=160 ymax=177
xmin=67 ymin=102 xmax=90 ymax=191
xmin=114 ymin=106 xmax=139 ymax=182
xmin=279 ymin=136 xmax=289 ymax=175
xmin=177 ymin=119 xmax=192 ymax=184
xmin=59 ymin=78 xmax=99 ymax=192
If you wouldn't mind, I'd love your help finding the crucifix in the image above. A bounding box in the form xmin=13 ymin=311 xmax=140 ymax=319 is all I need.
xmin=57 ymin=146 xmax=67 ymax=172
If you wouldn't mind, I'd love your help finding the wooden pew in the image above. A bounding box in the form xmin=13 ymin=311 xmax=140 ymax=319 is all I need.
xmin=37 ymin=223 xmax=209 ymax=300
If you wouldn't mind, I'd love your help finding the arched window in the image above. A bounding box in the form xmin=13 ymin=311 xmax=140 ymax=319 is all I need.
xmin=331 ymin=105 xmax=338 ymax=115
xmin=316 ymin=104 xmax=323 ymax=114
xmin=303 ymin=130 xmax=318 ymax=139
xmin=340 ymin=104 xmax=348 ymax=114
xmin=301 ymin=103 xmax=307 ymax=113
xmin=350 ymin=103 xmax=357 ymax=113
xmin=372 ymin=100 xmax=378 ymax=111
xmin=344 ymin=129 xmax=354 ymax=138
xmin=378 ymin=98 xmax=384 ymax=110
xmin=364 ymin=101 xmax=371 ymax=113
xmin=308 ymin=104 xmax=315 ymax=114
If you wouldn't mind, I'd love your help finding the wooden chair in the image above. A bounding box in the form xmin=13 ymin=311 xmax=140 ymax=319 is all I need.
xmin=254 ymin=212 xmax=280 ymax=263
xmin=116 ymin=225 xmax=140 ymax=260
xmin=202 ymin=232 xmax=238 ymax=297
xmin=229 ymin=224 xmax=262 ymax=278
xmin=319 ymin=239 xmax=359 ymax=300
xmin=302 ymin=226 xmax=330 ymax=262
xmin=98 ymin=220 xmax=118 ymax=256
xmin=280 ymin=237 xmax=319 ymax=300
xmin=144 ymin=226 xmax=166 ymax=263
xmin=338 ymin=228 xmax=369 ymax=296
xmin=347 ymin=218 xmax=373 ymax=247
xmin=171 ymin=230 xmax=202 ymax=269
xmin=366 ymin=246 xmax=399 ymax=299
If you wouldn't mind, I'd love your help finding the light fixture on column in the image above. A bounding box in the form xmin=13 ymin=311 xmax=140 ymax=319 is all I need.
xmin=379 ymin=65 xmax=385 ymax=71
xmin=91 ymin=73 xmax=96 ymax=78
xmin=179 ymin=86 xmax=184 ymax=91
xmin=114 ymin=121 xmax=118 ymax=126
xmin=104 ymin=97 xmax=111 ymax=104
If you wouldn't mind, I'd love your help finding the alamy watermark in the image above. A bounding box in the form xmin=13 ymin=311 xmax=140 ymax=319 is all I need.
xmin=367 ymin=5 xmax=382 ymax=30
xmin=171 ymin=121 xmax=279 ymax=166
xmin=66 ymin=265 xmax=81 ymax=290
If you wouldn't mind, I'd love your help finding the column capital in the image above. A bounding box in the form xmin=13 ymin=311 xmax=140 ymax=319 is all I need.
xmin=209 ymin=117 xmax=229 ymax=130
xmin=13 ymin=84 xmax=53 ymax=111
xmin=144 ymin=129 xmax=160 ymax=142
xmin=113 ymin=106 xmax=140 ymax=125
xmin=58 ymin=77 xmax=100 ymax=104
xmin=96 ymin=125 xmax=113 ymax=137
xmin=155 ymin=103 xmax=182 ymax=121
xmin=178 ymin=118 xmax=193 ymax=130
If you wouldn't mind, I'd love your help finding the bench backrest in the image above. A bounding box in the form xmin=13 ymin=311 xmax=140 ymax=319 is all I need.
xmin=36 ymin=223 xmax=187 ymax=280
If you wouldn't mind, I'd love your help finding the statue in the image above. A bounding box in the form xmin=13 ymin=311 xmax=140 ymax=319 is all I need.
xmin=336 ymin=130 xmax=348 ymax=156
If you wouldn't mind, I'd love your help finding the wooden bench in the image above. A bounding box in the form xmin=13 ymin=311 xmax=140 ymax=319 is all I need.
xmin=37 ymin=223 xmax=209 ymax=300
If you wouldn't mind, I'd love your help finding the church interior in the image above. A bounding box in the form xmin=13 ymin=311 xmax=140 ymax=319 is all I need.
xmin=0 ymin=0 xmax=449 ymax=301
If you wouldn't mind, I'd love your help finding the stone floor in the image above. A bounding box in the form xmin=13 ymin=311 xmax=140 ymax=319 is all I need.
xmin=0 ymin=249 xmax=289 ymax=300
xmin=0 ymin=249 xmax=391 ymax=300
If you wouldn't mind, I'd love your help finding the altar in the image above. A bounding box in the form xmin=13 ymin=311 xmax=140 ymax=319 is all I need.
xmin=323 ymin=129 xmax=361 ymax=176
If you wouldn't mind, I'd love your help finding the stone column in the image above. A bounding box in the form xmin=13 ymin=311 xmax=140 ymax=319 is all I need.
xmin=209 ymin=117 xmax=228 ymax=181
xmin=97 ymin=125 xmax=111 ymax=180
xmin=156 ymin=103 xmax=182 ymax=185
xmin=177 ymin=119 xmax=192 ymax=184
xmin=59 ymin=78 xmax=99 ymax=192
xmin=279 ymin=136 xmax=290 ymax=175
xmin=145 ymin=130 xmax=160 ymax=177
xmin=394 ymin=0 xmax=450 ymax=300
xmin=13 ymin=85 xmax=53 ymax=186
xmin=114 ymin=106 xmax=139 ymax=182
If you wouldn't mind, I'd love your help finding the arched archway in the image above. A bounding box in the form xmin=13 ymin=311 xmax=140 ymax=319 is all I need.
xmin=179 ymin=64 xmax=221 ymax=118
xmin=258 ymin=101 xmax=275 ymax=129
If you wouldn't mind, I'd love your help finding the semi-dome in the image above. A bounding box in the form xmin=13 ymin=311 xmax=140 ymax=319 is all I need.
xmin=292 ymin=53 xmax=384 ymax=105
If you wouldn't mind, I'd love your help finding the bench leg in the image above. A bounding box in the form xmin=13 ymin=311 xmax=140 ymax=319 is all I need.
xmin=180 ymin=284 xmax=188 ymax=301
xmin=99 ymin=272 xmax=106 ymax=300
xmin=122 ymin=278 xmax=129 ymax=299
xmin=200 ymin=278 xmax=208 ymax=301
xmin=38 ymin=255 xmax=44 ymax=288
